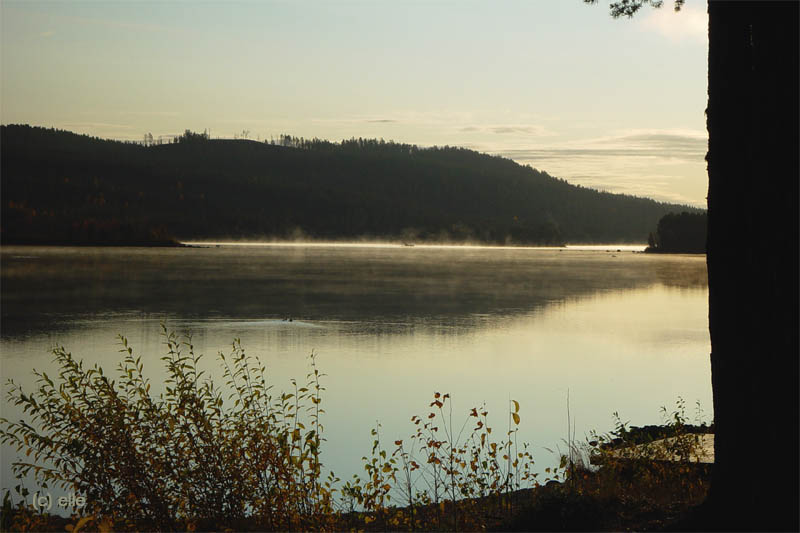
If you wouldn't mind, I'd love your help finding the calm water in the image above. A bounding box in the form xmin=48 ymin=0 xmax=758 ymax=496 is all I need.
xmin=0 ymin=244 xmax=711 ymax=501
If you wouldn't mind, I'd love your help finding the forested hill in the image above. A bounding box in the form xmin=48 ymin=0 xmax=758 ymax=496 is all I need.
xmin=1 ymin=125 xmax=702 ymax=245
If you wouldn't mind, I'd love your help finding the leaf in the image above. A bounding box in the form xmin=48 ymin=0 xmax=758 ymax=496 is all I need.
xmin=72 ymin=515 xmax=94 ymax=533
xmin=512 ymin=412 xmax=520 ymax=425
xmin=96 ymin=516 xmax=114 ymax=533
xmin=511 ymin=400 xmax=519 ymax=413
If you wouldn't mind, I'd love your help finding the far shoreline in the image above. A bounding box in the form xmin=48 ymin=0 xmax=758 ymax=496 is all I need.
xmin=0 ymin=240 xmax=655 ymax=252
xmin=183 ymin=241 xmax=649 ymax=252
xmin=644 ymin=246 xmax=706 ymax=255
xmin=0 ymin=239 xmax=185 ymax=248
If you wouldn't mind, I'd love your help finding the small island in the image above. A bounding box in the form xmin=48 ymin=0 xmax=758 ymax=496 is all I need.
xmin=645 ymin=211 xmax=707 ymax=254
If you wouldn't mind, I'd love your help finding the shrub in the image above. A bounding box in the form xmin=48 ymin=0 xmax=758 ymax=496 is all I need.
xmin=1 ymin=328 xmax=337 ymax=531
xmin=580 ymin=398 xmax=712 ymax=507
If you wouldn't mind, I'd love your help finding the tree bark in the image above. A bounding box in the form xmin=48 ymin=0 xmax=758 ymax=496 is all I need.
xmin=706 ymin=1 xmax=798 ymax=530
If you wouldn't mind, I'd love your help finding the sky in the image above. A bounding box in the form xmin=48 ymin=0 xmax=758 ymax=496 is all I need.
xmin=1 ymin=0 xmax=709 ymax=207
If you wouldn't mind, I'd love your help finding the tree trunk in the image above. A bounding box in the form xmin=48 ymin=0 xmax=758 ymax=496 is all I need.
xmin=706 ymin=1 xmax=798 ymax=530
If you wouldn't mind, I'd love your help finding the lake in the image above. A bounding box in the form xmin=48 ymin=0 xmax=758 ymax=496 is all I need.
xmin=0 ymin=243 xmax=711 ymax=503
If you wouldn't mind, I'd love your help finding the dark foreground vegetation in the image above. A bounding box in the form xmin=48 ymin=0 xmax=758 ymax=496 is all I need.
xmin=1 ymin=332 xmax=711 ymax=531
xmin=646 ymin=212 xmax=707 ymax=254
xmin=0 ymin=125 xmax=701 ymax=246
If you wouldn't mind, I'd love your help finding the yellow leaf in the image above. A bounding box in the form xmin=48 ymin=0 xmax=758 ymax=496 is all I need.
xmin=72 ymin=516 xmax=93 ymax=533
xmin=512 ymin=412 xmax=520 ymax=425
xmin=511 ymin=400 xmax=520 ymax=413
xmin=97 ymin=516 xmax=114 ymax=533
xmin=382 ymin=465 xmax=393 ymax=473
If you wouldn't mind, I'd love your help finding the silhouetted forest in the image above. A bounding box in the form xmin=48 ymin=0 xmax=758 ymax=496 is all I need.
xmin=1 ymin=125 xmax=702 ymax=245
xmin=646 ymin=211 xmax=706 ymax=253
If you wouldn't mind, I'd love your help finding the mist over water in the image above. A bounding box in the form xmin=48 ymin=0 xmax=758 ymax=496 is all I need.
xmin=1 ymin=244 xmax=710 ymax=504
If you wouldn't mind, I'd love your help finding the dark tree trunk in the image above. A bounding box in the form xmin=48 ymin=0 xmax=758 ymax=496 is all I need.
xmin=706 ymin=1 xmax=798 ymax=530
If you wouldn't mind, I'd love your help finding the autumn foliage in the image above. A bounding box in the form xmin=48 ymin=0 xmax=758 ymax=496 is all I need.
xmin=1 ymin=331 xmax=553 ymax=531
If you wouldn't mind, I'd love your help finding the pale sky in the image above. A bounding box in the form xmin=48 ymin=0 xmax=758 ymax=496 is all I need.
xmin=1 ymin=0 xmax=709 ymax=206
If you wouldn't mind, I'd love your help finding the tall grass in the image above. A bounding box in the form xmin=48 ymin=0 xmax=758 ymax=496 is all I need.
xmin=344 ymin=393 xmax=556 ymax=531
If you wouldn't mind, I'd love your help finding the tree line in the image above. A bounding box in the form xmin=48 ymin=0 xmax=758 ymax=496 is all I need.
xmin=646 ymin=211 xmax=707 ymax=253
xmin=1 ymin=125 xmax=702 ymax=246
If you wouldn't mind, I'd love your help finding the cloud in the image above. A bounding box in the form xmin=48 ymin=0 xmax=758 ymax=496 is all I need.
xmin=638 ymin=4 xmax=707 ymax=44
xmin=490 ymin=125 xmax=550 ymax=135
xmin=62 ymin=122 xmax=134 ymax=130
xmin=119 ymin=110 xmax=179 ymax=117
xmin=486 ymin=130 xmax=708 ymax=207
xmin=313 ymin=111 xmax=479 ymax=128
xmin=39 ymin=31 xmax=55 ymax=38
xmin=605 ymin=132 xmax=707 ymax=158
xmin=457 ymin=124 xmax=554 ymax=136
xmin=498 ymin=130 xmax=706 ymax=163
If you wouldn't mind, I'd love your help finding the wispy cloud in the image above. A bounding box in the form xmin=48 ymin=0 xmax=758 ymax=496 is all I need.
xmin=486 ymin=130 xmax=708 ymax=206
xmin=491 ymin=125 xmax=551 ymax=135
xmin=313 ymin=111 xmax=478 ymax=127
xmin=498 ymin=130 xmax=706 ymax=163
xmin=457 ymin=124 xmax=554 ymax=136
xmin=62 ymin=122 xmax=134 ymax=130
xmin=118 ymin=110 xmax=179 ymax=117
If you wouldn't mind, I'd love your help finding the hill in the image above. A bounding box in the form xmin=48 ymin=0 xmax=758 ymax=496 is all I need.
xmin=0 ymin=125 xmax=702 ymax=245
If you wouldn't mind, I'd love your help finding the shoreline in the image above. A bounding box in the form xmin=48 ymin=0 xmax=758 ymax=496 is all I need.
xmin=644 ymin=246 xmax=706 ymax=255
xmin=1 ymin=240 xmax=653 ymax=251
xmin=0 ymin=240 xmax=185 ymax=248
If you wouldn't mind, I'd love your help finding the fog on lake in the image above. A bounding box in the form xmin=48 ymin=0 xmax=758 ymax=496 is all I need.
xmin=0 ymin=244 xmax=711 ymax=497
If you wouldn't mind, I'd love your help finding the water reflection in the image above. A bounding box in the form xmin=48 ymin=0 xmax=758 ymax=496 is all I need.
xmin=0 ymin=245 xmax=711 ymax=504
xmin=1 ymin=245 xmax=706 ymax=340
